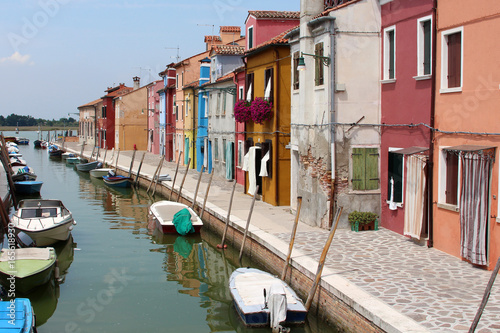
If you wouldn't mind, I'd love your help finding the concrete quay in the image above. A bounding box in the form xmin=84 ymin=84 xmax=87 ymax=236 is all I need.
xmin=64 ymin=143 xmax=500 ymax=333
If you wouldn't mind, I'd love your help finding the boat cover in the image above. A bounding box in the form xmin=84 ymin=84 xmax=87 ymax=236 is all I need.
xmin=0 ymin=248 xmax=52 ymax=261
xmin=269 ymin=282 xmax=287 ymax=331
xmin=172 ymin=208 xmax=195 ymax=235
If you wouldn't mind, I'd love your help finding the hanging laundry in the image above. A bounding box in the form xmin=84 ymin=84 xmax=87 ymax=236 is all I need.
xmin=388 ymin=177 xmax=398 ymax=210
xmin=247 ymin=146 xmax=260 ymax=196
xmin=259 ymin=151 xmax=270 ymax=177
xmin=242 ymin=151 xmax=250 ymax=171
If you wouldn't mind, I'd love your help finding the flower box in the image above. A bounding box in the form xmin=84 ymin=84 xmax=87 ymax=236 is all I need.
xmin=348 ymin=211 xmax=379 ymax=232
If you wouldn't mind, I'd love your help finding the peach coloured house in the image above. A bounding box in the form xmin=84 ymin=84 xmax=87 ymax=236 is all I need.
xmin=433 ymin=0 xmax=500 ymax=270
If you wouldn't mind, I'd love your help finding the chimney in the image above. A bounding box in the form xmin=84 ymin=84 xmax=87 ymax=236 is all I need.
xmin=301 ymin=0 xmax=324 ymax=23
xmin=133 ymin=76 xmax=140 ymax=90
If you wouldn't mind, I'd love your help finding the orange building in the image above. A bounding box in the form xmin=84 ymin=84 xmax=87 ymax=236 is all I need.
xmin=242 ymin=30 xmax=293 ymax=206
xmin=433 ymin=1 xmax=500 ymax=270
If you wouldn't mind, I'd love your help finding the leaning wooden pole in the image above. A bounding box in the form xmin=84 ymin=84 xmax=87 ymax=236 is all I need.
xmin=168 ymin=153 xmax=183 ymax=200
xmin=200 ymin=170 xmax=214 ymax=220
xmin=238 ymin=186 xmax=259 ymax=261
xmin=152 ymin=156 xmax=168 ymax=197
xmin=102 ymin=147 xmax=108 ymax=166
xmin=134 ymin=152 xmax=146 ymax=187
xmin=128 ymin=149 xmax=137 ymax=178
xmin=0 ymin=196 xmax=10 ymax=234
xmin=175 ymin=158 xmax=191 ymax=202
xmin=217 ymin=180 xmax=237 ymax=249
xmin=281 ymin=196 xmax=303 ymax=281
xmin=305 ymin=206 xmax=343 ymax=311
xmin=147 ymin=157 xmax=163 ymax=193
xmin=114 ymin=149 xmax=120 ymax=172
xmin=469 ymin=256 xmax=500 ymax=332
xmin=191 ymin=166 xmax=205 ymax=210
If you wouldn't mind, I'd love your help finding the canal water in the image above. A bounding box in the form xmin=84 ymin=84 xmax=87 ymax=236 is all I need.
xmin=2 ymin=131 xmax=338 ymax=333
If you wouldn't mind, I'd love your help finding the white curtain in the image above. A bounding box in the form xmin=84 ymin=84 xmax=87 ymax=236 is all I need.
xmin=404 ymin=155 xmax=426 ymax=239
xmin=247 ymin=146 xmax=260 ymax=195
xmin=460 ymin=152 xmax=491 ymax=266
xmin=246 ymin=83 xmax=252 ymax=102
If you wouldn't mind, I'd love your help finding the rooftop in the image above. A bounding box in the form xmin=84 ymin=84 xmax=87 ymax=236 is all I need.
xmin=247 ymin=10 xmax=300 ymax=20
xmin=78 ymin=98 xmax=102 ymax=109
xmin=211 ymin=44 xmax=245 ymax=56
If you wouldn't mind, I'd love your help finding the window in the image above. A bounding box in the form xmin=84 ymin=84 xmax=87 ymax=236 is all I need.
xmin=223 ymin=139 xmax=227 ymax=163
xmin=238 ymin=140 xmax=243 ymax=167
xmin=245 ymin=73 xmax=254 ymax=102
xmin=417 ymin=16 xmax=432 ymax=76
xmin=248 ymin=26 xmax=254 ymax=49
xmin=293 ymin=51 xmax=300 ymax=90
xmin=387 ymin=150 xmax=403 ymax=203
xmin=352 ymin=148 xmax=379 ymax=191
xmin=239 ymin=87 xmax=244 ymax=100
xmin=383 ymin=26 xmax=396 ymax=81
xmin=222 ymin=91 xmax=227 ymax=116
xmin=176 ymin=74 xmax=179 ymax=89
xmin=102 ymin=106 xmax=107 ymax=118
xmin=441 ymin=27 xmax=463 ymax=92
xmin=214 ymin=138 xmax=219 ymax=161
xmin=264 ymin=68 xmax=274 ymax=102
xmin=315 ymin=43 xmax=324 ymax=86
xmin=444 ymin=150 xmax=459 ymax=205
xmin=216 ymin=92 xmax=221 ymax=116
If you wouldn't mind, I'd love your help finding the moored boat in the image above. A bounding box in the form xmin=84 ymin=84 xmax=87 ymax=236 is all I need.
xmin=10 ymin=156 xmax=27 ymax=166
xmin=33 ymin=139 xmax=42 ymax=148
xmin=75 ymin=161 xmax=100 ymax=172
xmin=102 ymin=175 xmax=132 ymax=188
xmin=48 ymin=145 xmax=64 ymax=157
xmin=40 ymin=141 xmax=48 ymax=149
xmin=148 ymin=201 xmax=203 ymax=234
xmin=229 ymin=267 xmax=307 ymax=328
xmin=12 ymin=166 xmax=37 ymax=181
xmin=89 ymin=168 xmax=114 ymax=179
xmin=16 ymin=137 xmax=29 ymax=145
xmin=0 ymin=298 xmax=36 ymax=332
xmin=0 ymin=247 xmax=57 ymax=293
xmin=62 ymin=152 xmax=76 ymax=160
xmin=11 ymin=199 xmax=77 ymax=246
xmin=14 ymin=180 xmax=43 ymax=194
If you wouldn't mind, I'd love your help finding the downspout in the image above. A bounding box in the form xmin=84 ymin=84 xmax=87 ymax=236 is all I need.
xmin=274 ymin=49 xmax=280 ymax=206
xmin=307 ymin=16 xmax=336 ymax=226
xmin=428 ymin=0 xmax=438 ymax=248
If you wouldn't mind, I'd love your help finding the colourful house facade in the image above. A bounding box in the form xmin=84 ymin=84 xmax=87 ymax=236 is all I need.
xmin=158 ymin=66 xmax=176 ymax=161
xmin=433 ymin=0 xmax=500 ymax=270
xmin=147 ymin=80 xmax=164 ymax=155
xmin=380 ymin=0 xmax=435 ymax=241
xmin=234 ymin=67 xmax=247 ymax=186
xmin=196 ymin=58 xmax=212 ymax=172
xmin=244 ymin=11 xmax=299 ymax=50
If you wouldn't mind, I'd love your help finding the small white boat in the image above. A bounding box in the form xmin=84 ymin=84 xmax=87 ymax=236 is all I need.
xmin=148 ymin=201 xmax=203 ymax=235
xmin=12 ymin=166 xmax=37 ymax=181
xmin=76 ymin=161 xmax=100 ymax=172
xmin=62 ymin=152 xmax=76 ymax=160
xmin=158 ymin=174 xmax=172 ymax=182
xmin=89 ymin=168 xmax=114 ymax=178
xmin=12 ymin=199 xmax=77 ymax=246
xmin=229 ymin=267 xmax=307 ymax=328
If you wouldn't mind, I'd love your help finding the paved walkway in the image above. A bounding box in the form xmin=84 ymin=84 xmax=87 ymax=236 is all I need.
xmin=64 ymin=142 xmax=500 ymax=333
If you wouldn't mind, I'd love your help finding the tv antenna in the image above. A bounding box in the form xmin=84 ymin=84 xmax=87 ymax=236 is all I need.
xmin=165 ymin=46 xmax=181 ymax=63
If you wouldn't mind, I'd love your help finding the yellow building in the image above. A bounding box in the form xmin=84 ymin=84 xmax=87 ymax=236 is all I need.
xmin=115 ymin=77 xmax=148 ymax=151
xmin=243 ymin=32 xmax=292 ymax=206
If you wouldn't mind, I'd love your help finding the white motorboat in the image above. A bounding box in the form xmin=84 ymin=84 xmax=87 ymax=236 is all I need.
xmin=12 ymin=199 xmax=77 ymax=246
xmin=89 ymin=168 xmax=114 ymax=178
xmin=148 ymin=201 xmax=203 ymax=235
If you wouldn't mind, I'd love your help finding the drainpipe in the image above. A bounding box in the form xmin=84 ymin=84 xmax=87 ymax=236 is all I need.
xmin=274 ymin=49 xmax=280 ymax=206
xmin=307 ymin=16 xmax=337 ymax=225
xmin=428 ymin=0 xmax=438 ymax=248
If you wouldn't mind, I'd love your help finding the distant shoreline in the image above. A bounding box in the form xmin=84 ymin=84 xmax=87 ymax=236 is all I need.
xmin=0 ymin=126 xmax=79 ymax=132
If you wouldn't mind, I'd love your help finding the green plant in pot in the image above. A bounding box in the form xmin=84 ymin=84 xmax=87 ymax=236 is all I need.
xmin=348 ymin=211 xmax=379 ymax=232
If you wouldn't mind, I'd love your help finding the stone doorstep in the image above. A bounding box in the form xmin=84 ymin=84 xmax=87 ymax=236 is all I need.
xmin=69 ymin=145 xmax=430 ymax=333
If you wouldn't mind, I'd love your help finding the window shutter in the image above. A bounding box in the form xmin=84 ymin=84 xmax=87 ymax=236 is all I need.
xmin=293 ymin=52 xmax=300 ymax=90
xmin=365 ymin=148 xmax=379 ymax=190
xmin=447 ymin=32 xmax=461 ymax=88
xmin=388 ymin=30 xmax=395 ymax=79
xmin=352 ymin=148 xmax=366 ymax=190
xmin=315 ymin=43 xmax=324 ymax=86
xmin=445 ymin=151 xmax=459 ymax=205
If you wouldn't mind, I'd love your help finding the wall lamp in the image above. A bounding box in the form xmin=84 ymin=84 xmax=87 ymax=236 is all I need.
xmin=297 ymin=52 xmax=331 ymax=71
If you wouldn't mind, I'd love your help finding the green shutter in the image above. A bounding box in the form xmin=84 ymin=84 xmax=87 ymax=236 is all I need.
xmin=352 ymin=148 xmax=366 ymax=190
xmin=365 ymin=148 xmax=379 ymax=190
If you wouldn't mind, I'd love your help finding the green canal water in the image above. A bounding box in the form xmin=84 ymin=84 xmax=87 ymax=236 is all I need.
xmin=2 ymin=131 xmax=339 ymax=333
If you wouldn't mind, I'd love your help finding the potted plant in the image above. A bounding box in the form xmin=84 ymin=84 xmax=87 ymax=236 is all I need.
xmin=250 ymin=97 xmax=273 ymax=124
xmin=234 ymin=100 xmax=252 ymax=123
xmin=348 ymin=211 xmax=379 ymax=232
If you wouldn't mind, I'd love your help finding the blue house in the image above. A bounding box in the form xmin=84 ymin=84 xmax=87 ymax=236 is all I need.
xmin=196 ymin=57 xmax=212 ymax=172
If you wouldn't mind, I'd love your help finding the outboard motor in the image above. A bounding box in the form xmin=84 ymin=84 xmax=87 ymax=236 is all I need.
xmin=16 ymin=232 xmax=36 ymax=248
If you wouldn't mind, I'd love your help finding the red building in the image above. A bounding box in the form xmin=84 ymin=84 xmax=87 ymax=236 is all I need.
xmin=244 ymin=11 xmax=299 ymax=50
xmin=380 ymin=0 xmax=435 ymax=242
xmin=158 ymin=66 xmax=177 ymax=161
xmin=98 ymin=83 xmax=133 ymax=149
xmin=234 ymin=66 xmax=246 ymax=186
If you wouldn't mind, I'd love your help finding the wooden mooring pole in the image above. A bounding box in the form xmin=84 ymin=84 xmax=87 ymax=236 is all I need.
xmin=281 ymin=196 xmax=303 ymax=281
xmin=128 ymin=149 xmax=136 ymax=178
xmin=168 ymin=153 xmax=183 ymax=200
xmin=102 ymin=147 xmax=108 ymax=167
xmin=134 ymin=152 xmax=146 ymax=187
xmin=114 ymin=149 xmax=120 ymax=172
xmin=200 ymin=170 xmax=214 ymax=220
xmin=191 ymin=166 xmax=205 ymax=210
xmin=175 ymin=158 xmax=191 ymax=202
xmin=469 ymin=256 xmax=500 ymax=332
xmin=152 ymin=155 xmax=169 ymax=197
xmin=217 ymin=180 xmax=237 ymax=249
xmin=305 ymin=206 xmax=343 ymax=311
xmin=238 ymin=186 xmax=259 ymax=262
xmin=147 ymin=156 xmax=163 ymax=194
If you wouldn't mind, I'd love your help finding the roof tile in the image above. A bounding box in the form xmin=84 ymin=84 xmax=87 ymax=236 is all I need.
xmin=248 ymin=10 xmax=300 ymax=19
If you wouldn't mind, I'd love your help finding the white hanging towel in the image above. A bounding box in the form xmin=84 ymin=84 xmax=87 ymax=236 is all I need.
xmin=242 ymin=151 xmax=250 ymax=171
xmin=246 ymin=83 xmax=253 ymax=102
xmin=247 ymin=146 xmax=260 ymax=196
xmin=264 ymin=77 xmax=272 ymax=100
xmin=389 ymin=177 xmax=398 ymax=210
xmin=259 ymin=151 xmax=270 ymax=177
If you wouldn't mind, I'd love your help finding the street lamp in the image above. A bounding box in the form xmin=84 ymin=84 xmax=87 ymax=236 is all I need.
xmin=297 ymin=52 xmax=331 ymax=71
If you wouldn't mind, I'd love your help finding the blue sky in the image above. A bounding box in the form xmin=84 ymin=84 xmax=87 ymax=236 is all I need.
xmin=0 ymin=0 xmax=299 ymax=120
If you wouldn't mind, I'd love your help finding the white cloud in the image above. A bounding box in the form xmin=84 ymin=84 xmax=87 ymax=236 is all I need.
xmin=0 ymin=52 xmax=32 ymax=65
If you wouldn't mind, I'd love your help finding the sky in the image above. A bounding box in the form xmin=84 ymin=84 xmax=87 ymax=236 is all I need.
xmin=0 ymin=0 xmax=299 ymax=120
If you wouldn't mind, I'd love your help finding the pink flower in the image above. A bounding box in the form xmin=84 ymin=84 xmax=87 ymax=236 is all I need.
xmin=250 ymin=98 xmax=273 ymax=124
xmin=234 ymin=100 xmax=252 ymax=123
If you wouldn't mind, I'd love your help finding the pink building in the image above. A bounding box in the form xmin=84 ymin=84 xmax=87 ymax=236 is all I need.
xmin=380 ymin=0 xmax=435 ymax=241
xmin=244 ymin=11 xmax=299 ymax=50
xmin=234 ymin=67 xmax=246 ymax=186
xmin=147 ymin=80 xmax=164 ymax=154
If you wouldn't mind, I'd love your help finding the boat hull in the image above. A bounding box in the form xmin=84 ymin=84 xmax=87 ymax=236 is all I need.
xmin=0 ymin=248 xmax=56 ymax=293
xmin=0 ymin=298 xmax=35 ymax=332
xmin=89 ymin=168 xmax=113 ymax=178
xmin=103 ymin=176 xmax=132 ymax=188
xmin=148 ymin=201 xmax=203 ymax=234
xmin=76 ymin=161 xmax=100 ymax=172
xmin=14 ymin=181 xmax=43 ymax=194
xmin=229 ymin=267 xmax=307 ymax=327
xmin=15 ymin=219 xmax=74 ymax=246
